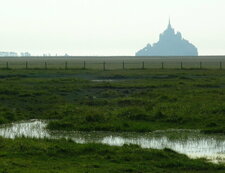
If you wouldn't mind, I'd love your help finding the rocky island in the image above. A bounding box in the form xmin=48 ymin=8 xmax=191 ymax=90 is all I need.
xmin=136 ymin=21 xmax=198 ymax=56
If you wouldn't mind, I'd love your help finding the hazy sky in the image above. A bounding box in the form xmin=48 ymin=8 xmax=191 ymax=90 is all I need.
xmin=0 ymin=0 xmax=224 ymax=56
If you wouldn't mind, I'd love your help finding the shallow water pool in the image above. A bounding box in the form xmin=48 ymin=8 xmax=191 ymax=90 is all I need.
xmin=0 ymin=120 xmax=224 ymax=164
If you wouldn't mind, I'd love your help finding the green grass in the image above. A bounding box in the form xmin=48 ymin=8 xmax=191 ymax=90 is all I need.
xmin=0 ymin=137 xmax=224 ymax=173
xmin=0 ymin=69 xmax=225 ymax=172
xmin=0 ymin=69 xmax=225 ymax=134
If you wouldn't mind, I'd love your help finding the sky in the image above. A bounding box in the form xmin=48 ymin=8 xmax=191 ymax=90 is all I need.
xmin=0 ymin=0 xmax=224 ymax=56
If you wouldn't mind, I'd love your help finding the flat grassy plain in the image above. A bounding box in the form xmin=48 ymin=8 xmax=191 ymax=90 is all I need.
xmin=0 ymin=68 xmax=224 ymax=133
xmin=0 ymin=137 xmax=224 ymax=173
xmin=0 ymin=67 xmax=225 ymax=172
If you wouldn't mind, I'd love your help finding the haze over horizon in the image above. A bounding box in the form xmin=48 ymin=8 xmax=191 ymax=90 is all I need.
xmin=0 ymin=0 xmax=225 ymax=56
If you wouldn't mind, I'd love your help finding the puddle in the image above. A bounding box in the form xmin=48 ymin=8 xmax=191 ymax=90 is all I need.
xmin=91 ymin=79 xmax=117 ymax=82
xmin=0 ymin=120 xmax=224 ymax=164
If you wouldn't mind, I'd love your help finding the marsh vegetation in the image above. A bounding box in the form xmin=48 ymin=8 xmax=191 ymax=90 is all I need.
xmin=0 ymin=120 xmax=225 ymax=163
xmin=0 ymin=69 xmax=224 ymax=133
xmin=0 ymin=68 xmax=225 ymax=172
xmin=1 ymin=137 xmax=224 ymax=173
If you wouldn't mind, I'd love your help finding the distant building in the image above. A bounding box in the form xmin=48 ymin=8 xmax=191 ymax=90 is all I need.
xmin=136 ymin=20 xmax=198 ymax=56
xmin=43 ymin=54 xmax=51 ymax=57
xmin=0 ymin=52 xmax=18 ymax=57
xmin=21 ymin=52 xmax=31 ymax=57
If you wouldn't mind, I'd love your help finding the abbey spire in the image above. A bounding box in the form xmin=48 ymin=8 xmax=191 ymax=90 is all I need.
xmin=168 ymin=18 xmax=172 ymax=29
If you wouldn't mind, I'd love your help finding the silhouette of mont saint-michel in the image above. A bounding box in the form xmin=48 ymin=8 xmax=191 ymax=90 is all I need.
xmin=136 ymin=20 xmax=198 ymax=56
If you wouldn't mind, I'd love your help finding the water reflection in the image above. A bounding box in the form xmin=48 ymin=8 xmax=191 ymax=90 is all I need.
xmin=91 ymin=79 xmax=116 ymax=82
xmin=0 ymin=120 xmax=224 ymax=163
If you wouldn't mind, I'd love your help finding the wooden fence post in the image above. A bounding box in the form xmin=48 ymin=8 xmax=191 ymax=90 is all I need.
xmin=83 ymin=61 xmax=86 ymax=70
xmin=65 ymin=61 xmax=68 ymax=70
xmin=142 ymin=61 xmax=145 ymax=70
xmin=26 ymin=61 xmax=28 ymax=69
xmin=103 ymin=61 xmax=106 ymax=71
xmin=45 ymin=62 xmax=47 ymax=70
xmin=6 ymin=62 xmax=9 ymax=69
xmin=161 ymin=62 xmax=164 ymax=69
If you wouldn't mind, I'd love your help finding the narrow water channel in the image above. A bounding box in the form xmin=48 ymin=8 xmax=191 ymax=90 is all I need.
xmin=0 ymin=120 xmax=224 ymax=164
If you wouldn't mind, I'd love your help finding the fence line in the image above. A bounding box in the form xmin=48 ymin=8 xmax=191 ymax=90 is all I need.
xmin=0 ymin=61 xmax=224 ymax=70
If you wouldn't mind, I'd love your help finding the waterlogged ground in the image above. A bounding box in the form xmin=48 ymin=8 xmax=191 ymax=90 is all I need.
xmin=0 ymin=120 xmax=224 ymax=164
xmin=1 ymin=69 xmax=225 ymax=172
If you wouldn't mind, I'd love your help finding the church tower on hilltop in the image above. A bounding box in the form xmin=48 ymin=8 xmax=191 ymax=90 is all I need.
xmin=136 ymin=20 xmax=198 ymax=56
